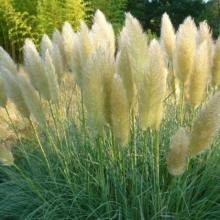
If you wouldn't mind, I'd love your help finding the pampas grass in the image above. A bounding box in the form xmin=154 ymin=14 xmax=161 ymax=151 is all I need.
xmin=23 ymin=39 xmax=51 ymax=101
xmin=139 ymin=39 xmax=167 ymax=130
xmin=110 ymin=75 xmax=130 ymax=145
xmin=189 ymin=91 xmax=220 ymax=156
xmin=2 ymin=10 xmax=220 ymax=220
xmin=91 ymin=10 xmax=115 ymax=56
xmin=167 ymin=128 xmax=190 ymax=176
xmin=43 ymin=50 xmax=59 ymax=104
xmin=160 ymin=13 xmax=176 ymax=61
xmin=0 ymin=68 xmax=30 ymax=117
xmin=83 ymin=48 xmax=106 ymax=135
xmin=175 ymin=17 xmax=197 ymax=85
xmin=0 ymin=47 xmax=17 ymax=75
xmin=189 ymin=41 xmax=209 ymax=108
xmin=18 ymin=74 xmax=46 ymax=126
xmin=122 ymin=13 xmax=148 ymax=90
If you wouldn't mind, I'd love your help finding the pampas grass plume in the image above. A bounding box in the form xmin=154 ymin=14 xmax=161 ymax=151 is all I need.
xmin=0 ymin=47 xmax=17 ymax=75
xmin=23 ymin=39 xmax=51 ymax=101
xmin=18 ymin=74 xmax=46 ymax=126
xmin=117 ymin=27 xmax=136 ymax=109
xmin=167 ymin=128 xmax=190 ymax=176
xmin=175 ymin=17 xmax=197 ymax=84
xmin=52 ymin=29 xmax=65 ymax=66
xmin=189 ymin=41 xmax=209 ymax=108
xmin=91 ymin=10 xmax=115 ymax=56
xmin=123 ymin=13 xmax=148 ymax=90
xmin=0 ymin=68 xmax=30 ymax=117
xmin=40 ymin=34 xmax=53 ymax=57
xmin=44 ymin=50 xmax=59 ymax=104
xmin=160 ymin=13 xmax=176 ymax=61
xmin=139 ymin=39 xmax=167 ymax=130
xmin=189 ymin=91 xmax=220 ymax=156
xmin=83 ymin=49 xmax=106 ymax=135
xmin=111 ymin=74 xmax=130 ymax=145
xmin=197 ymin=21 xmax=213 ymax=73
xmin=62 ymin=22 xmax=76 ymax=69
xmin=71 ymin=21 xmax=94 ymax=88
xmin=212 ymin=37 xmax=220 ymax=87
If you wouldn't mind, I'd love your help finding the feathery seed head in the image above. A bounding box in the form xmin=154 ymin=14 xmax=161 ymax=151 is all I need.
xmin=71 ymin=21 xmax=94 ymax=88
xmin=139 ymin=39 xmax=167 ymax=130
xmin=62 ymin=22 xmax=76 ymax=69
xmin=91 ymin=10 xmax=115 ymax=56
xmin=0 ymin=68 xmax=30 ymax=117
xmin=50 ymin=44 xmax=64 ymax=84
xmin=111 ymin=74 xmax=130 ymax=145
xmin=83 ymin=48 xmax=106 ymax=135
xmin=121 ymin=13 xmax=148 ymax=93
xmin=23 ymin=39 xmax=51 ymax=100
xmin=116 ymin=48 xmax=136 ymax=109
xmin=160 ymin=13 xmax=176 ymax=61
xmin=197 ymin=21 xmax=213 ymax=75
xmin=40 ymin=34 xmax=53 ymax=57
xmin=189 ymin=41 xmax=209 ymax=108
xmin=18 ymin=73 xmax=46 ymax=126
xmin=43 ymin=50 xmax=59 ymax=104
xmin=174 ymin=17 xmax=197 ymax=84
xmin=189 ymin=91 xmax=220 ymax=156
xmin=167 ymin=128 xmax=190 ymax=176
xmin=0 ymin=47 xmax=17 ymax=75
xmin=52 ymin=29 xmax=65 ymax=66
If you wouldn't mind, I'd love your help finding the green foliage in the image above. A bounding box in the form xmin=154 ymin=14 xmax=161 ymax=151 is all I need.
xmin=0 ymin=0 xmax=37 ymax=61
xmin=36 ymin=0 xmax=85 ymax=35
xmin=1 ymin=107 xmax=220 ymax=219
xmin=89 ymin=0 xmax=127 ymax=31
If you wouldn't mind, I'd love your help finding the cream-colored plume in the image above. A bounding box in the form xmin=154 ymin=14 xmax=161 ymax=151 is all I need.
xmin=189 ymin=91 xmax=220 ymax=156
xmin=139 ymin=40 xmax=167 ymax=130
xmin=0 ymin=47 xmax=17 ymax=75
xmin=71 ymin=21 xmax=94 ymax=88
xmin=0 ymin=78 xmax=7 ymax=108
xmin=116 ymin=49 xmax=135 ymax=109
xmin=197 ymin=21 xmax=213 ymax=74
xmin=83 ymin=49 xmax=106 ymax=134
xmin=174 ymin=17 xmax=197 ymax=85
xmin=43 ymin=50 xmax=59 ymax=104
xmin=50 ymin=44 xmax=64 ymax=84
xmin=62 ymin=22 xmax=76 ymax=69
xmin=212 ymin=37 xmax=220 ymax=87
xmin=0 ymin=145 xmax=14 ymax=166
xmin=23 ymin=39 xmax=51 ymax=101
xmin=0 ymin=68 xmax=30 ymax=117
xmin=91 ymin=10 xmax=115 ymax=56
xmin=121 ymin=13 xmax=148 ymax=90
xmin=189 ymin=41 xmax=209 ymax=108
xmin=18 ymin=74 xmax=46 ymax=126
xmin=52 ymin=29 xmax=65 ymax=67
xmin=160 ymin=13 xmax=176 ymax=61
xmin=111 ymin=74 xmax=130 ymax=145
xmin=40 ymin=34 xmax=53 ymax=57
xmin=167 ymin=128 xmax=190 ymax=176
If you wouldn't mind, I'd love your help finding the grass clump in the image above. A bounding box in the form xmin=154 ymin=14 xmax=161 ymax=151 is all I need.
xmin=0 ymin=10 xmax=220 ymax=220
